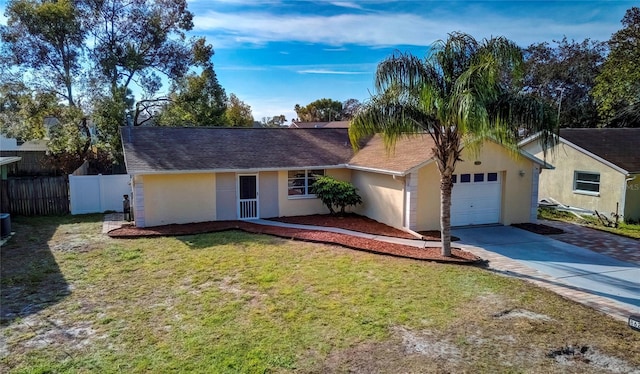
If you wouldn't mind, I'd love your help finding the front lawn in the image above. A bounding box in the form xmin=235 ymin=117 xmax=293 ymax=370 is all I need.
xmin=2 ymin=215 xmax=639 ymax=373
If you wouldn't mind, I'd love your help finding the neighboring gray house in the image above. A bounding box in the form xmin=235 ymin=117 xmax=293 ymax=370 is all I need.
xmin=520 ymin=128 xmax=640 ymax=221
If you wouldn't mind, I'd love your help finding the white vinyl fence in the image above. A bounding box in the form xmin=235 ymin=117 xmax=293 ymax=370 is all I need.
xmin=69 ymin=174 xmax=131 ymax=214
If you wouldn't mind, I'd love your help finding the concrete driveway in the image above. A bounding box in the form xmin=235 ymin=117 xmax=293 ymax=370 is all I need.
xmin=452 ymin=226 xmax=640 ymax=318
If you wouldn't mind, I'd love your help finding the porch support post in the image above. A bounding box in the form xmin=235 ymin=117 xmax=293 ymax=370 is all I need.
xmin=530 ymin=165 xmax=540 ymax=223
xmin=404 ymin=172 xmax=418 ymax=230
xmin=133 ymin=175 xmax=146 ymax=227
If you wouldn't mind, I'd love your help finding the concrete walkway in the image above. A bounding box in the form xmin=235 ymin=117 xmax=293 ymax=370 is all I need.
xmin=102 ymin=213 xmax=128 ymax=234
xmin=102 ymin=215 xmax=639 ymax=321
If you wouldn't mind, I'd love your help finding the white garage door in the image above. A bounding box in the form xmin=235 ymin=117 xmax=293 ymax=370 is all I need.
xmin=451 ymin=172 xmax=501 ymax=226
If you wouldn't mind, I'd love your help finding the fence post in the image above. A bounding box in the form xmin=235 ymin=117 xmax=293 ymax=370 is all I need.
xmin=99 ymin=174 xmax=105 ymax=213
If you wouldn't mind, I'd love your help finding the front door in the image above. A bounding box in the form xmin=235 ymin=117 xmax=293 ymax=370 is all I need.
xmin=237 ymin=174 xmax=259 ymax=219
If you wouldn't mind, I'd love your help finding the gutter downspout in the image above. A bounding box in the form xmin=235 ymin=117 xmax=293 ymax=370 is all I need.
xmin=621 ymin=174 xmax=637 ymax=221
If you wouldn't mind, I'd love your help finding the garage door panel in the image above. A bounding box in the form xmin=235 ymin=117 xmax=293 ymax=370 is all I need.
xmin=451 ymin=172 xmax=501 ymax=226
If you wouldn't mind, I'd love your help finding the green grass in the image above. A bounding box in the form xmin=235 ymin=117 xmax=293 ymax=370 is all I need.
xmin=539 ymin=208 xmax=640 ymax=239
xmin=1 ymin=215 xmax=639 ymax=373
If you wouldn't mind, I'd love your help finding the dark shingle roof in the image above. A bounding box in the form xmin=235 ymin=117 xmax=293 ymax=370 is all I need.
xmin=560 ymin=128 xmax=640 ymax=173
xmin=291 ymin=121 xmax=350 ymax=128
xmin=121 ymin=127 xmax=354 ymax=174
xmin=122 ymin=127 xmax=546 ymax=175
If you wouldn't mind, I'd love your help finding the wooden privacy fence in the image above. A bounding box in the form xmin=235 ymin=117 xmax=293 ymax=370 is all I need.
xmin=1 ymin=176 xmax=70 ymax=215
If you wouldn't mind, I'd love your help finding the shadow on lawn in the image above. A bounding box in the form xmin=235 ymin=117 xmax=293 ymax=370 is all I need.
xmin=176 ymin=229 xmax=288 ymax=250
xmin=0 ymin=217 xmax=71 ymax=325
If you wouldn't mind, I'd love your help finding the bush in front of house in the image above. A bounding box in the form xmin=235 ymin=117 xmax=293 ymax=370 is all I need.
xmin=311 ymin=176 xmax=363 ymax=215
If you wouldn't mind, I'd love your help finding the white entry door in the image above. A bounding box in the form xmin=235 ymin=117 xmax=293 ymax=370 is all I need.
xmin=451 ymin=172 xmax=501 ymax=226
xmin=237 ymin=174 xmax=259 ymax=219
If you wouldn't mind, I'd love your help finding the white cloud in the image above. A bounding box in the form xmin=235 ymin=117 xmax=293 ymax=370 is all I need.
xmin=247 ymin=97 xmax=297 ymax=124
xmin=216 ymin=65 xmax=269 ymax=72
xmin=297 ymin=69 xmax=368 ymax=75
xmin=330 ymin=2 xmax=363 ymax=10
xmin=194 ymin=11 xmax=445 ymax=47
xmin=193 ymin=6 xmax=623 ymax=49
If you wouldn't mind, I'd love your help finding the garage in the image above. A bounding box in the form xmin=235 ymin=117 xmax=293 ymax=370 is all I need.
xmin=451 ymin=172 xmax=501 ymax=226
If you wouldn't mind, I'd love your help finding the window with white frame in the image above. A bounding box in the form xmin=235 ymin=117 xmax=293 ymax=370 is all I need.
xmin=573 ymin=171 xmax=600 ymax=194
xmin=287 ymin=169 xmax=325 ymax=197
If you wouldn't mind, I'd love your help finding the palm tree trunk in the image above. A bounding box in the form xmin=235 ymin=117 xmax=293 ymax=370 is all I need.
xmin=440 ymin=173 xmax=454 ymax=257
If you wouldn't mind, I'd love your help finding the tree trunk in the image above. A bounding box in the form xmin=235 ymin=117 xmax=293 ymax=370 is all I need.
xmin=439 ymin=173 xmax=454 ymax=257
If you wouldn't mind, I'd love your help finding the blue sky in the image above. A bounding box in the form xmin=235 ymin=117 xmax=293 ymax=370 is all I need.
xmin=1 ymin=1 xmax=636 ymax=124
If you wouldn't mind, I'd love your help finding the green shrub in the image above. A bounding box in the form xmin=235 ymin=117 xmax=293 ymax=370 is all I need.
xmin=311 ymin=176 xmax=363 ymax=215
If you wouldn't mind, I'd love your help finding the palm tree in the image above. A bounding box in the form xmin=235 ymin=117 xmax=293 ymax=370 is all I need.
xmin=350 ymin=32 xmax=556 ymax=257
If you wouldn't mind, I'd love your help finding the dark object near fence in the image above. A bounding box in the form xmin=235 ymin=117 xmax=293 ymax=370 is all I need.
xmin=0 ymin=213 xmax=10 ymax=238
xmin=123 ymin=194 xmax=131 ymax=221
xmin=0 ymin=176 xmax=69 ymax=216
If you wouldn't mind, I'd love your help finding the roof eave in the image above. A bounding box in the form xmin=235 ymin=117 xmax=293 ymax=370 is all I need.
xmin=518 ymin=149 xmax=554 ymax=169
xmin=0 ymin=156 xmax=22 ymax=166
xmin=559 ymin=138 xmax=629 ymax=175
xmin=405 ymin=158 xmax=436 ymax=175
xmin=127 ymin=164 xmax=349 ymax=176
xmin=345 ymin=164 xmax=407 ymax=176
xmin=517 ymin=132 xmax=543 ymax=147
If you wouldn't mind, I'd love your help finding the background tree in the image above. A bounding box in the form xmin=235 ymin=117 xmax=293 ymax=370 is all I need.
xmin=132 ymin=97 xmax=170 ymax=126
xmin=524 ymin=37 xmax=606 ymax=128
xmin=593 ymin=7 xmax=640 ymax=126
xmin=607 ymin=102 xmax=640 ymax=127
xmin=1 ymin=0 xmax=85 ymax=107
xmin=45 ymin=107 xmax=92 ymax=173
xmin=86 ymin=0 xmax=218 ymax=158
xmin=0 ymin=82 xmax=54 ymax=140
xmin=224 ymin=93 xmax=254 ymax=127
xmin=341 ymin=98 xmax=362 ymax=120
xmin=86 ymin=0 xmax=199 ymax=97
xmin=157 ymin=65 xmax=227 ymax=126
xmin=1 ymin=0 xmax=227 ymax=172
xmin=260 ymin=115 xmax=287 ymax=127
xmin=350 ymin=32 xmax=556 ymax=256
xmin=294 ymin=98 xmax=343 ymax=121
xmin=92 ymin=87 xmax=134 ymax=165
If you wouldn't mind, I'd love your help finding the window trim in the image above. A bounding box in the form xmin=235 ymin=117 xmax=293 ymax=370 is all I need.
xmin=573 ymin=171 xmax=600 ymax=196
xmin=287 ymin=169 xmax=325 ymax=199
xmin=452 ymin=172 xmax=500 ymax=184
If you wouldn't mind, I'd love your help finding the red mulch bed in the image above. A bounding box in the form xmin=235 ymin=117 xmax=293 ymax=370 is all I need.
xmin=108 ymin=220 xmax=482 ymax=265
xmin=512 ymin=223 xmax=564 ymax=235
xmin=271 ymin=214 xmax=459 ymax=241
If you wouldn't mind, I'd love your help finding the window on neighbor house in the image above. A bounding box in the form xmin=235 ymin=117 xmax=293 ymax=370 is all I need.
xmin=573 ymin=171 xmax=600 ymax=194
xmin=287 ymin=169 xmax=325 ymax=197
